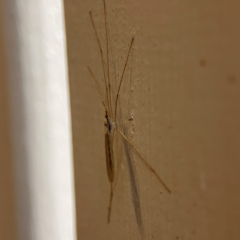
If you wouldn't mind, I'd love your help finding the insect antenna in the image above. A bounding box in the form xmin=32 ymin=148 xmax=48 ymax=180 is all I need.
xmin=87 ymin=66 xmax=108 ymax=112
xmin=89 ymin=10 xmax=111 ymax=115
xmin=114 ymin=37 xmax=135 ymax=120
xmin=103 ymin=0 xmax=113 ymax=117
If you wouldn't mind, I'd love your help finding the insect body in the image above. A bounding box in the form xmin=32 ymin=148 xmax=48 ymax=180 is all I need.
xmin=104 ymin=112 xmax=115 ymax=183
xmin=104 ymin=112 xmax=115 ymax=222
xmin=88 ymin=0 xmax=171 ymax=225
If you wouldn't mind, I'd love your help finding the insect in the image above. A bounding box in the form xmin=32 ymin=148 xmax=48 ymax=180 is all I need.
xmin=87 ymin=0 xmax=171 ymax=224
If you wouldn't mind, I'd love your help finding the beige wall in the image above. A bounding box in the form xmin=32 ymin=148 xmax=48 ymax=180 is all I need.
xmin=65 ymin=0 xmax=240 ymax=239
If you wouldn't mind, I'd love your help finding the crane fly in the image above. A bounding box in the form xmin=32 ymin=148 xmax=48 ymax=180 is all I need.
xmin=87 ymin=0 xmax=171 ymax=224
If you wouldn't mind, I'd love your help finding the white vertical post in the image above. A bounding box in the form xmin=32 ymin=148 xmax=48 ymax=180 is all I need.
xmin=3 ymin=1 xmax=76 ymax=240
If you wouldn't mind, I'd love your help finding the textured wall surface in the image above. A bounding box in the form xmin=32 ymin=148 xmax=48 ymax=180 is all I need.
xmin=65 ymin=0 xmax=240 ymax=239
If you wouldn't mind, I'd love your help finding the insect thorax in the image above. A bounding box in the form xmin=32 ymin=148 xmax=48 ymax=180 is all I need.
xmin=104 ymin=114 xmax=115 ymax=135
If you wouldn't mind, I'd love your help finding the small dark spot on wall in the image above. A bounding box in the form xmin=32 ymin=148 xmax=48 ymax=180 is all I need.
xmin=168 ymin=125 xmax=173 ymax=130
xmin=199 ymin=59 xmax=207 ymax=67
xmin=227 ymin=74 xmax=237 ymax=84
xmin=176 ymin=236 xmax=179 ymax=240
xmin=192 ymin=230 xmax=196 ymax=235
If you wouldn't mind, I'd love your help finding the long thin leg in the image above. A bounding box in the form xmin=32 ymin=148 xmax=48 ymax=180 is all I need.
xmin=87 ymin=67 xmax=108 ymax=111
xmin=103 ymin=0 xmax=113 ymax=117
xmin=107 ymin=24 xmax=118 ymax=98
xmin=116 ymin=127 xmax=171 ymax=194
xmin=107 ymin=182 xmax=114 ymax=223
xmin=114 ymin=37 xmax=134 ymax=120
xmin=89 ymin=11 xmax=110 ymax=114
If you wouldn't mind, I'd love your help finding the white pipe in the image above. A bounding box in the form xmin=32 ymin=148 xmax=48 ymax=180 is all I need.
xmin=3 ymin=1 xmax=76 ymax=240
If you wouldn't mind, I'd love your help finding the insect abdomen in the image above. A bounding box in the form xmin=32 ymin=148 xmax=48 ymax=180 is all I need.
xmin=105 ymin=133 xmax=114 ymax=183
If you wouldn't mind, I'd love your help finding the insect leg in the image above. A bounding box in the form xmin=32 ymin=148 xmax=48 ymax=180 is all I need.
xmin=116 ymin=127 xmax=171 ymax=194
